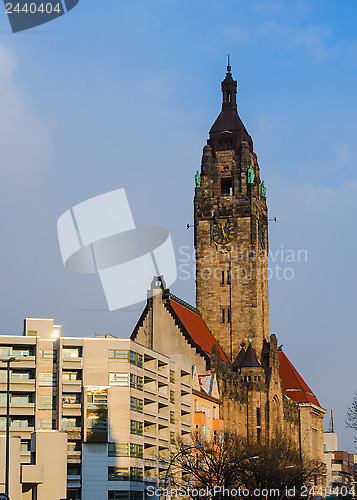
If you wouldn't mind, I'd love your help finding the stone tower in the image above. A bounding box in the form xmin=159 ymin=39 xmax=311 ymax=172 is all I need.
xmin=194 ymin=64 xmax=269 ymax=362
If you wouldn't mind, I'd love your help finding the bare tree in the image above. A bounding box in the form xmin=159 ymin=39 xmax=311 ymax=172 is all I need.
xmin=236 ymin=437 xmax=326 ymax=499
xmin=347 ymin=391 xmax=357 ymax=434
xmin=171 ymin=432 xmax=325 ymax=500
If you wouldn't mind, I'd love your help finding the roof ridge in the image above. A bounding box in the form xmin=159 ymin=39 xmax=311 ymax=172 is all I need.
xmin=169 ymin=293 xmax=201 ymax=316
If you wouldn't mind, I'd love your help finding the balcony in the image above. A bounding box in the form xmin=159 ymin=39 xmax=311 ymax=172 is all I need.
xmin=144 ymin=433 xmax=157 ymax=443
xmin=21 ymin=464 xmax=44 ymax=484
xmin=62 ymin=404 xmax=82 ymax=417
xmin=9 ymin=427 xmax=35 ymax=439
xmin=11 ymin=356 xmax=36 ymax=369
xmin=0 ymin=380 xmax=36 ymax=392
xmin=181 ymin=419 xmax=191 ymax=428
xmin=62 ymin=380 xmax=82 ymax=392
xmin=63 ymin=428 xmax=82 ymax=440
xmin=62 ymin=358 xmax=83 ymax=370
xmin=0 ymin=403 xmax=35 ymax=416
xmin=67 ymin=451 xmax=82 ymax=463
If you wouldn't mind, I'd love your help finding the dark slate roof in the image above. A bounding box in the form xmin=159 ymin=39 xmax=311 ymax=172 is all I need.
xmin=240 ymin=344 xmax=261 ymax=368
xmin=210 ymin=108 xmax=251 ymax=135
xmin=232 ymin=348 xmax=246 ymax=370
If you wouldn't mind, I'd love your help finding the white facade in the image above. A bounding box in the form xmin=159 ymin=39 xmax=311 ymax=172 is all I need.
xmin=0 ymin=318 xmax=195 ymax=500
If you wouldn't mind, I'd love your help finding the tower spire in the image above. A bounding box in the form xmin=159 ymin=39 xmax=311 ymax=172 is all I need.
xmin=227 ymin=53 xmax=231 ymax=73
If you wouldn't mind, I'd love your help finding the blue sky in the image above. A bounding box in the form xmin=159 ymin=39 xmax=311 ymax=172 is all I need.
xmin=0 ymin=0 xmax=356 ymax=449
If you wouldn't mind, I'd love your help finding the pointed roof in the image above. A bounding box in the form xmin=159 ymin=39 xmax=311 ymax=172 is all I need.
xmin=240 ymin=343 xmax=261 ymax=368
xmin=210 ymin=108 xmax=251 ymax=135
xmin=209 ymin=64 xmax=253 ymax=149
xmin=278 ymin=351 xmax=321 ymax=407
xmin=232 ymin=348 xmax=246 ymax=370
xmin=169 ymin=296 xmax=229 ymax=363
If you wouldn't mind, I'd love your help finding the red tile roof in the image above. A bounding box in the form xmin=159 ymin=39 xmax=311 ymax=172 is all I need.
xmin=169 ymin=298 xmax=229 ymax=362
xmin=278 ymin=351 xmax=321 ymax=407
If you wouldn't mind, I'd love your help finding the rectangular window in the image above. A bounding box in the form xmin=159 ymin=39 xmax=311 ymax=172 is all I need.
xmin=109 ymin=350 xmax=129 ymax=362
xmin=213 ymin=429 xmax=217 ymax=443
xmin=62 ymin=394 xmax=80 ymax=405
xmin=87 ymin=394 xmax=108 ymax=408
xmin=109 ymin=373 xmax=129 ymax=386
xmin=130 ymin=397 xmax=143 ymax=413
xmin=21 ymin=441 xmax=30 ymax=452
xmin=38 ymin=373 xmax=56 ymax=386
xmin=226 ymin=270 xmax=231 ymax=284
xmin=11 ymin=371 xmax=31 ymax=380
xmin=39 ymin=349 xmax=56 ymax=361
xmin=256 ymin=407 xmax=261 ymax=427
xmin=87 ymin=417 xmax=107 ymax=432
xmin=195 ymin=424 xmax=199 ymax=440
xmin=202 ymin=424 xmax=205 ymax=439
xmin=38 ymin=396 xmax=53 ymax=407
xmin=170 ymin=390 xmax=175 ymax=403
xmin=221 ymin=308 xmax=231 ymax=323
xmin=194 ymin=399 xmax=198 ymax=412
xmin=108 ymin=467 xmax=129 ymax=482
xmin=221 ymin=177 xmax=233 ymax=196
xmin=61 ymin=418 xmax=78 ymax=429
xmin=170 ymin=431 xmax=175 ymax=444
xmin=38 ymin=419 xmax=53 ymax=429
xmin=130 ymin=467 xmax=143 ymax=482
xmin=221 ymin=271 xmax=225 ymax=285
xmin=170 ymin=370 xmax=175 ymax=383
xmin=108 ymin=442 xmax=129 ymax=457
xmin=130 ymin=374 xmax=143 ymax=390
xmin=62 ymin=347 xmax=81 ymax=358
xmin=257 ymin=427 xmax=261 ymax=443
xmin=13 ymin=348 xmax=31 ymax=356
xmin=0 ymin=347 xmax=12 ymax=356
xmin=62 ymin=371 xmax=79 ymax=381
xmin=136 ymin=353 xmax=143 ymax=368
xmin=67 ymin=442 xmax=79 ymax=452
xmin=130 ymin=351 xmax=143 ymax=368
xmin=130 ymin=443 xmax=143 ymax=458
xmin=11 ymin=419 xmax=29 ymax=428
xmin=1 ymin=393 xmax=31 ymax=404
xmin=213 ymin=406 xmax=217 ymax=419
xmin=109 ymin=350 xmax=142 ymax=367
xmin=130 ymin=420 xmax=143 ymax=435
xmin=170 ymin=411 xmax=175 ymax=424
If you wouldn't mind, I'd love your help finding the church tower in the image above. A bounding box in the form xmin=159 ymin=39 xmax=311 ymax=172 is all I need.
xmin=194 ymin=64 xmax=269 ymax=362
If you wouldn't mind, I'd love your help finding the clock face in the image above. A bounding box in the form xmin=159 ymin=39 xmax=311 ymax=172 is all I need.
xmin=212 ymin=222 xmax=235 ymax=245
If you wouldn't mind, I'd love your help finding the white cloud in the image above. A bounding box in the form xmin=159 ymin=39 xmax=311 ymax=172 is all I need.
xmin=0 ymin=43 xmax=54 ymax=187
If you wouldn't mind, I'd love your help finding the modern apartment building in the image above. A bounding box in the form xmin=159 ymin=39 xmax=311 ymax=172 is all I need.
xmin=324 ymin=431 xmax=356 ymax=493
xmin=0 ymin=314 xmax=223 ymax=500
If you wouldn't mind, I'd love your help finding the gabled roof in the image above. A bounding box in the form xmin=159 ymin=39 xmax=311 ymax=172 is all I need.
xmin=240 ymin=343 xmax=261 ymax=368
xmin=169 ymin=297 xmax=229 ymax=363
xmin=198 ymin=374 xmax=214 ymax=395
xmin=278 ymin=351 xmax=321 ymax=407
